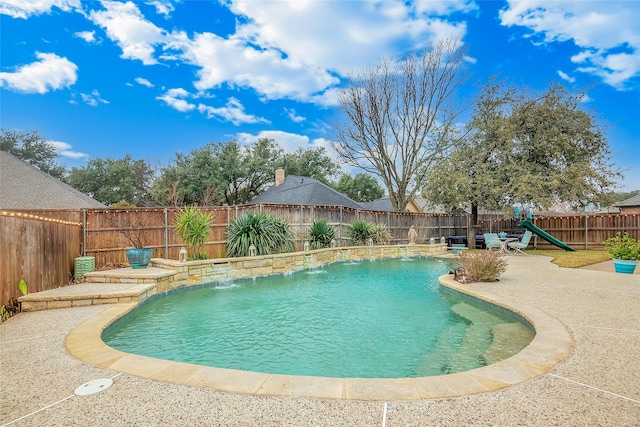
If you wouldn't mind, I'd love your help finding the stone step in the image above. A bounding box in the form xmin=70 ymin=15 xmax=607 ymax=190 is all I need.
xmin=19 ymin=282 xmax=157 ymax=312
xmin=446 ymin=302 xmax=497 ymax=372
xmin=83 ymin=267 xmax=176 ymax=284
xmin=415 ymin=323 xmax=466 ymax=376
xmin=483 ymin=322 xmax=535 ymax=365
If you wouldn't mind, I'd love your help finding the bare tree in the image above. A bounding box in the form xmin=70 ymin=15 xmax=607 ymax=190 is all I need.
xmin=333 ymin=38 xmax=468 ymax=211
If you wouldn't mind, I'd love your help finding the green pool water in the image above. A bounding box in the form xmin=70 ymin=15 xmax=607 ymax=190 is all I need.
xmin=103 ymin=258 xmax=534 ymax=378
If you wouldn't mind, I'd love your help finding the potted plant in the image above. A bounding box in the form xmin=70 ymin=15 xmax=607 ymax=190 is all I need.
xmin=107 ymin=208 xmax=156 ymax=269
xmin=603 ymin=232 xmax=640 ymax=274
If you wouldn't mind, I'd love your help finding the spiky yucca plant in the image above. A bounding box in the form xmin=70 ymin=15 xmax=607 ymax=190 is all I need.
xmin=226 ymin=212 xmax=295 ymax=257
xmin=174 ymin=206 xmax=213 ymax=260
xmin=308 ymin=220 xmax=335 ymax=249
xmin=371 ymin=223 xmax=392 ymax=245
xmin=347 ymin=219 xmax=374 ymax=245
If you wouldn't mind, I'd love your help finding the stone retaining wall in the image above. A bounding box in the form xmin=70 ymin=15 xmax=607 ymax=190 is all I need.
xmin=151 ymin=244 xmax=447 ymax=293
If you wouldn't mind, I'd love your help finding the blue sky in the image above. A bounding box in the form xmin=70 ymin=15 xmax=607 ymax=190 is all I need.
xmin=1 ymin=0 xmax=639 ymax=191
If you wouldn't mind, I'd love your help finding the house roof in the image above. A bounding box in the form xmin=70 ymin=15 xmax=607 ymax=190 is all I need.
xmin=249 ymin=175 xmax=363 ymax=210
xmin=359 ymin=198 xmax=394 ymax=212
xmin=360 ymin=197 xmax=448 ymax=213
xmin=0 ymin=151 xmax=107 ymax=209
xmin=615 ymin=193 xmax=640 ymax=208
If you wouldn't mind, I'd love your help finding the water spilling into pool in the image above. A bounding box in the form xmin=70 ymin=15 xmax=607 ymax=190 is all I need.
xmin=103 ymin=258 xmax=533 ymax=378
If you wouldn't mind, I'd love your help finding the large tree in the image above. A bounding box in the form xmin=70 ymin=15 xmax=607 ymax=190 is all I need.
xmin=333 ymin=38 xmax=467 ymax=211
xmin=279 ymin=146 xmax=340 ymax=184
xmin=67 ymin=155 xmax=155 ymax=205
xmin=333 ymin=173 xmax=385 ymax=202
xmin=152 ymin=138 xmax=283 ymax=206
xmin=0 ymin=128 xmax=67 ymax=180
xmin=423 ymin=79 xmax=621 ymax=247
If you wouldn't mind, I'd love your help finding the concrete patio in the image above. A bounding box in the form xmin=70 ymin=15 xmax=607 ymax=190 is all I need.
xmin=1 ymin=255 xmax=638 ymax=426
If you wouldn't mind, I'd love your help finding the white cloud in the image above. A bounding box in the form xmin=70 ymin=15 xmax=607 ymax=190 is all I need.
xmin=236 ymin=130 xmax=310 ymax=152
xmin=197 ymin=98 xmax=269 ymax=126
xmin=67 ymin=1 xmax=474 ymax=107
xmin=49 ymin=140 xmax=89 ymax=159
xmin=135 ymin=77 xmax=154 ymax=87
xmin=574 ymin=50 xmax=640 ymax=89
xmin=155 ymin=1 xmax=473 ymax=106
xmin=228 ymin=1 xmax=469 ymax=74
xmin=500 ymin=1 xmax=640 ymax=89
xmin=284 ymin=108 xmax=305 ymax=123
xmin=80 ymin=89 xmax=109 ymax=106
xmin=236 ymin=130 xmax=335 ymax=155
xmin=557 ymin=70 xmax=575 ymax=83
xmin=156 ymin=89 xmax=267 ymax=125
xmin=146 ymin=0 xmax=174 ymax=16
xmin=74 ymin=30 xmax=97 ymax=43
xmin=0 ymin=52 xmax=77 ymax=94
xmin=579 ymin=94 xmax=593 ymax=103
xmin=156 ymin=87 xmax=196 ymax=112
xmin=0 ymin=0 xmax=80 ymax=19
xmin=89 ymin=0 xmax=165 ymax=65
xmin=165 ymin=30 xmax=339 ymax=103
xmin=414 ymin=0 xmax=478 ymax=16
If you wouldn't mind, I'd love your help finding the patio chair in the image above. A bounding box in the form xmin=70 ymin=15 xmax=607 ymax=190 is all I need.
xmin=483 ymin=233 xmax=502 ymax=251
xmin=507 ymin=230 xmax=533 ymax=255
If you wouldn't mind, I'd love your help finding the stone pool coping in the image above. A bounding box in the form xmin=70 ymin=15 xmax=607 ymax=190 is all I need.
xmin=65 ymin=273 xmax=573 ymax=401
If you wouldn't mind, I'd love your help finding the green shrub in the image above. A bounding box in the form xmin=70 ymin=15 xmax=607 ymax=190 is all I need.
xmin=603 ymin=232 xmax=640 ymax=260
xmin=308 ymin=220 xmax=335 ymax=249
xmin=347 ymin=219 xmax=374 ymax=245
xmin=347 ymin=220 xmax=392 ymax=245
xmin=174 ymin=206 xmax=213 ymax=260
xmin=226 ymin=212 xmax=295 ymax=257
xmin=371 ymin=223 xmax=392 ymax=245
xmin=454 ymin=251 xmax=508 ymax=283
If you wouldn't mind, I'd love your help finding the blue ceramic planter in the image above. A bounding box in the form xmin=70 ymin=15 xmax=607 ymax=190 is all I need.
xmin=126 ymin=248 xmax=152 ymax=269
xmin=613 ymin=259 xmax=638 ymax=274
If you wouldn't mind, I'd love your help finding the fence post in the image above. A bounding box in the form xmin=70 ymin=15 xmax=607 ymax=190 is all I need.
xmin=340 ymin=206 xmax=343 ymax=244
xmin=584 ymin=211 xmax=589 ymax=250
xmin=164 ymin=208 xmax=169 ymax=259
xmin=83 ymin=209 xmax=87 ymax=256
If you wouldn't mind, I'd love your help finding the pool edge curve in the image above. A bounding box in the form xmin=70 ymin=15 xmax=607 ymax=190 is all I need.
xmin=65 ymin=273 xmax=573 ymax=401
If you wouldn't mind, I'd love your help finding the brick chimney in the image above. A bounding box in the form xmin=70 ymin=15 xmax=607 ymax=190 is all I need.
xmin=275 ymin=168 xmax=285 ymax=187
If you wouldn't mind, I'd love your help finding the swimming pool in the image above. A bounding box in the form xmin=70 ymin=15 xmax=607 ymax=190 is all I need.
xmin=103 ymin=258 xmax=534 ymax=378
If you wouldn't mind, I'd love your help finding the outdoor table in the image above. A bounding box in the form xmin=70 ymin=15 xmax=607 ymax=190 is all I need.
xmin=499 ymin=237 xmax=518 ymax=253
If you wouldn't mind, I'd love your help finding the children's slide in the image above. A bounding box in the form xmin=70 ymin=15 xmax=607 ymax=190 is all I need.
xmin=518 ymin=220 xmax=576 ymax=251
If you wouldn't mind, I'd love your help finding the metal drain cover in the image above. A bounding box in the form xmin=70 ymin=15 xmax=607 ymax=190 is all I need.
xmin=74 ymin=378 xmax=113 ymax=396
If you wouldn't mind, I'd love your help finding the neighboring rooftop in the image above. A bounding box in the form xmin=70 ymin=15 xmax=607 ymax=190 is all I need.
xmin=249 ymin=171 xmax=363 ymax=210
xmin=615 ymin=193 xmax=640 ymax=207
xmin=0 ymin=150 xmax=107 ymax=209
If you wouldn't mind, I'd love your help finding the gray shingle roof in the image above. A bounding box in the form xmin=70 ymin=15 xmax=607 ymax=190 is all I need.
xmin=249 ymin=175 xmax=364 ymax=209
xmin=359 ymin=198 xmax=394 ymax=212
xmin=615 ymin=193 xmax=640 ymax=207
xmin=0 ymin=151 xmax=107 ymax=209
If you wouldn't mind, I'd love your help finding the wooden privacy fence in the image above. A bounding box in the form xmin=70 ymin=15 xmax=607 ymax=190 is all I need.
xmin=2 ymin=206 xmax=638 ymax=307
xmin=480 ymin=213 xmax=640 ymax=250
xmin=1 ymin=210 xmax=83 ymax=307
xmin=83 ymin=205 xmax=468 ymax=266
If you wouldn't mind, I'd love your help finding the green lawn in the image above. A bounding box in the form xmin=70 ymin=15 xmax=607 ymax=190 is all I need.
xmin=522 ymin=249 xmax=612 ymax=268
xmin=466 ymin=249 xmax=612 ymax=268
